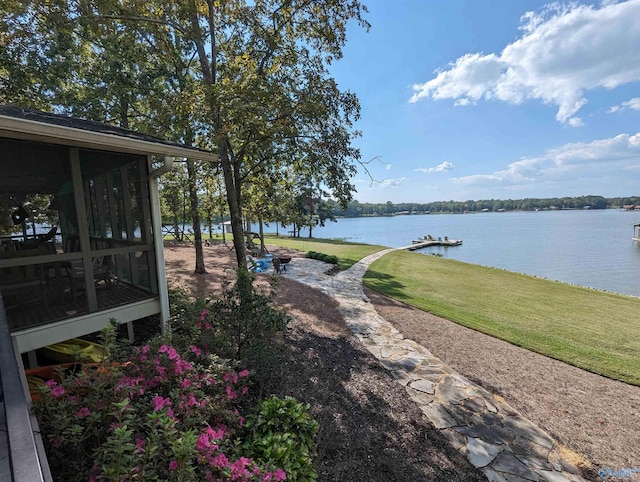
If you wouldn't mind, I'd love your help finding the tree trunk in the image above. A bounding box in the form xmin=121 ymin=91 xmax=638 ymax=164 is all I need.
xmin=220 ymin=147 xmax=247 ymax=267
xmin=258 ymin=215 xmax=266 ymax=256
xmin=186 ymin=159 xmax=206 ymax=273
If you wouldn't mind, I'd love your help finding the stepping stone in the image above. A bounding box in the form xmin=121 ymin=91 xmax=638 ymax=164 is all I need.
xmin=462 ymin=397 xmax=487 ymax=414
xmin=466 ymin=437 xmax=502 ymax=467
xmin=437 ymin=383 xmax=470 ymax=404
xmin=502 ymin=417 xmax=554 ymax=449
xmin=482 ymin=467 xmax=509 ymax=482
xmin=391 ymin=354 xmax=421 ymax=371
xmin=410 ymin=379 xmax=435 ymax=394
xmin=420 ymin=403 xmax=457 ymax=429
xmin=406 ymin=387 xmax=435 ymax=406
xmin=390 ymin=369 xmax=412 ymax=386
xmin=440 ymin=428 xmax=467 ymax=450
xmin=491 ymin=451 xmax=539 ymax=481
xmin=538 ymin=471 xmax=574 ymax=482
xmin=455 ymin=425 xmax=506 ymax=445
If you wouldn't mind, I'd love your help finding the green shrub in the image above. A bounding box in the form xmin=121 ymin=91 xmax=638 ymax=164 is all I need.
xmin=305 ymin=251 xmax=339 ymax=265
xmin=243 ymin=396 xmax=318 ymax=481
xmin=169 ymin=270 xmax=290 ymax=390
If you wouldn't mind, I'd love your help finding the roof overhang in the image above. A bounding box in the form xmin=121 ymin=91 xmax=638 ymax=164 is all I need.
xmin=0 ymin=114 xmax=219 ymax=162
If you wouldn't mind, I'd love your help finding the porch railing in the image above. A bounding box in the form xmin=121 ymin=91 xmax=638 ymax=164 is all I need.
xmin=0 ymin=294 xmax=52 ymax=481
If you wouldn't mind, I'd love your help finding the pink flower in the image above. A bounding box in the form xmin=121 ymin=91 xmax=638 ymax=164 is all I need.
xmin=141 ymin=344 xmax=150 ymax=354
xmin=153 ymin=396 xmax=171 ymax=411
xmin=230 ymin=457 xmax=252 ymax=478
xmin=205 ymin=322 xmax=212 ymax=331
xmin=159 ymin=345 xmax=169 ymax=353
xmin=76 ymin=407 xmax=91 ymax=418
xmin=274 ymin=468 xmax=287 ymax=481
xmin=181 ymin=378 xmax=191 ymax=389
xmin=226 ymin=386 xmax=237 ymax=400
xmin=45 ymin=379 xmax=57 ymax=388
xmin=241 ymin=386 xmax=249 ymax=395
xmin=167 ymin=347 xmax=179 ymax=360
xmin=168 ymin=460 xmax=178 ymax=471
xmin=135 ymin=438 xmax=145 ymax=454
xmin=210 ymin=453 xmax=230 ymax=469
xmin=51 ymin=385 xmax=65 ymax=398
xmin=190 ymin=345 xmax=202 ymax=357
xmin=200 ymin=309 xmax=210 ymax=321
xmin=238 ymin=369 xmax=250 ymax=378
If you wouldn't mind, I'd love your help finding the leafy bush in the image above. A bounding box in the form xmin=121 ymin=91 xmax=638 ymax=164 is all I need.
xmin=243 ymin=396 xmax=318 ymax=481
xmin=305 ymin=251 xmax=339 ymax=265
xmin=325 ymin=255 xmax=338 ymax=265
xmin=169 ymin=269 xmax=290 ymax=387
xmin=33 ymin=323 xmax=286 ymax=481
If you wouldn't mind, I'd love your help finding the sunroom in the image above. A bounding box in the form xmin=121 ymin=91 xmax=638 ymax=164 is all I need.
xmin=0 ymin=105 xmax=218 ymax=355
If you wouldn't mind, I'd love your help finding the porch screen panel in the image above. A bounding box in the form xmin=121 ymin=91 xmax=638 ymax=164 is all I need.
xmin=79 ymin=150 xmax=158 ymax=295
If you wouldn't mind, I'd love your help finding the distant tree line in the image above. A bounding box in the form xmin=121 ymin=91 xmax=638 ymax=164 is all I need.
xmin=328 ymin=195 xmax=640 ymax=217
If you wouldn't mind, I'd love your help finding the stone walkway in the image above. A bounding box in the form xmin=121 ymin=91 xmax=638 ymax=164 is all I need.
xmin=280 ymin=250 xmax=590 ymax=482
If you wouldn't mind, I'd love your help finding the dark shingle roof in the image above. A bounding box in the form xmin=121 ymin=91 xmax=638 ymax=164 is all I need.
xmin=0 ymin=104 xmax=214 ymax=157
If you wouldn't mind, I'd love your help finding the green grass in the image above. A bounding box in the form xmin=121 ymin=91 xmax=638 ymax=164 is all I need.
xmin=363 ymin=250 xmax=640 ymax=386
xmin=263 ymin=235 xmax=385 ymax=270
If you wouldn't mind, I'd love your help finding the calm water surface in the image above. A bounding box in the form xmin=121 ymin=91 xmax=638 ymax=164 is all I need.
xmin=289 ymin=210 xmax=640 ymax=297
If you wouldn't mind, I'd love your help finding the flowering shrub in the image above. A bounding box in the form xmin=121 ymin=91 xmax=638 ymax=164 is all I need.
xmin=168 ymin=271 xmax=290 ymax=388
xmin=33 ymin=324 xmax=289 ymax=481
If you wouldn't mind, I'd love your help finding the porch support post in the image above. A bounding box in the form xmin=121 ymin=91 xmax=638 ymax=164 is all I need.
xmin=148 ymin=156 xmax=170 ymax=332
xmin=70 ymin=148 xmax=98 ymax=311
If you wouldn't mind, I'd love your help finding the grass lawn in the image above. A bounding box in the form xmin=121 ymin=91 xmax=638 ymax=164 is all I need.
xmin=264 ymin=235 xmax=385 ymax=270
xmin=364 ymin=250 xmax=640 ymax=386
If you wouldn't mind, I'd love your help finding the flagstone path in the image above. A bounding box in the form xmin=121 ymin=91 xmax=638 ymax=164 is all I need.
xmin=280 ymin=249 xmax=590 ymax=482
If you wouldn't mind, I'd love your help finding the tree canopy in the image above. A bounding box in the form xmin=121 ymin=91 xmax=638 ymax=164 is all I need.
xmin=1 ymin=0 xmax=369 ymax=268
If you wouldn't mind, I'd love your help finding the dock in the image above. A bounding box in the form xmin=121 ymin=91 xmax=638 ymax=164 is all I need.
xmin=399 ymin=238 xmax=463 ymax=251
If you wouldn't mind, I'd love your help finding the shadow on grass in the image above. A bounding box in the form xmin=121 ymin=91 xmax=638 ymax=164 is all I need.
xmin=362 ymin=269 xmax=411 ymax=302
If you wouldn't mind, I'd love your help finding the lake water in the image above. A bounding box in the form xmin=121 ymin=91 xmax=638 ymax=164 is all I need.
xmin=271 ymin=209 xmax=640 ymax=298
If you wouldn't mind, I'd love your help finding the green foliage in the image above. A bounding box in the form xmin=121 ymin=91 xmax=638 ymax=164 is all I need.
xmin=331 ymin=195 xmax=636 ymax=217
xmin=168 ymin=270 xmax=290 ymax=387
xmin=305 ymin=251 xmax=338 ymax=265
xmin=243 ymin=396 xmax=318 ymax=481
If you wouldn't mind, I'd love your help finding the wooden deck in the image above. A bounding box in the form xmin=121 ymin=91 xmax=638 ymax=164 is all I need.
xmin=399 ymin=239 xmax=463 ymax=251
xmin=3 ymin=281 xmax=155 ymax=332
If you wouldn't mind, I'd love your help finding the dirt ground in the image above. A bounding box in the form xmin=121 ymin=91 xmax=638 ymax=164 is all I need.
xmin=163 ymin=242 xmax=640 ymax=480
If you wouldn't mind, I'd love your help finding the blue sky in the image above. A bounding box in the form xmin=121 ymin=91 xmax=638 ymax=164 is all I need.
xmin=331 ymin=0 xmax=640 ymax=203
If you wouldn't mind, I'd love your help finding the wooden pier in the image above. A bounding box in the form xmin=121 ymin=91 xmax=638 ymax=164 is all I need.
xmin=399 ymin=238 xmax=463 ymax=251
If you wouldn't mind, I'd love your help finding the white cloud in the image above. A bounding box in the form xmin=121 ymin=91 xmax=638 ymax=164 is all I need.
xmin=376 ymin=177 xmax=409 ymax=189
xmin=609 ymin=97 xmax=640 ymax=112
xmin=415 ymin=161 xmax=455 ymax=174
xmin=453 ymin=132 xmax=640 ymax=188
xmin=385 ymin=164 xmax=392 ymax=170
xmin=410 ymin=1 xmax=640 ymax=125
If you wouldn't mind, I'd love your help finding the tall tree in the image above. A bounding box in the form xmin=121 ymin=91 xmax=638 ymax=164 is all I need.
xmin=1 ymin=0 xmax=370 ymax=273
